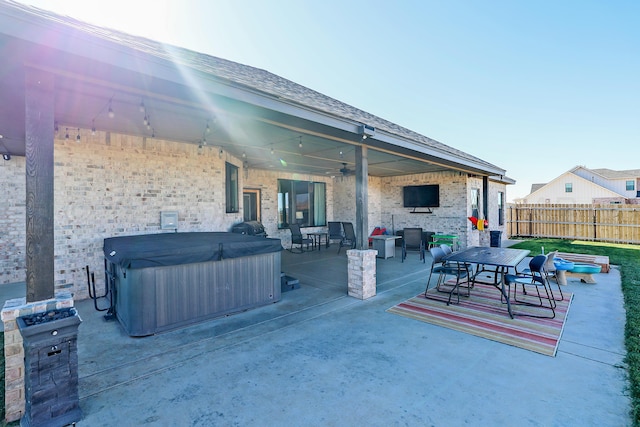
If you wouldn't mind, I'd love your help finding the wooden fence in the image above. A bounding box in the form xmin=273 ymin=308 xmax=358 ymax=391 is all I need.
xmin=507 ymin=204 xmax=640 ymax=245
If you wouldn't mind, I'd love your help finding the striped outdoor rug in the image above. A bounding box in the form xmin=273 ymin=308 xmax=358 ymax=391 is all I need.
xmin=386 ymin=281 xmax=573 ymax=356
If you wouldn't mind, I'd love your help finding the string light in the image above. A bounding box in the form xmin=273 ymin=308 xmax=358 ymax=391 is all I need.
xmin=139 ymin=99 xmax=145 ymax=113
xmin=108 ymin=100 xmax=114 ymax=118
xmin=65 ymin=128 xmax=69 ymax=140
xmin=91 ymin=120 xmax=96 ymax=136
xmin=76 ymin=128 xmax=81 ymax=142
xmin=298 ymin=136 xmax=303 ymax=148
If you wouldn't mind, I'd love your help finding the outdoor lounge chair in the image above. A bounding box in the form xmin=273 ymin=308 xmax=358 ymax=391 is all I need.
xmin=289 ymin=223 xmax=312 ymax=253
xmin=338 ymin=222 xmax=356 ymax=254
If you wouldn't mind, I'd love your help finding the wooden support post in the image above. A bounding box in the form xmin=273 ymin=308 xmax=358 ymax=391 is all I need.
xmin=24 ymin=68 xmax=55 ymax=302
xmin=355 ymin=145 xmax=368 ymax=250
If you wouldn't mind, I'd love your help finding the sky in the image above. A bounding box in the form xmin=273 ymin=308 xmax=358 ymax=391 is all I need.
xmin=21 ymin=0 xmax=640 ymax=202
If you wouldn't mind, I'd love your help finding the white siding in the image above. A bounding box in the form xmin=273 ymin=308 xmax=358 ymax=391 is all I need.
xmin=573 ymin=167 xmax=637 ymax=197
xmin=524 ymin=172 xmax=622 ymax=204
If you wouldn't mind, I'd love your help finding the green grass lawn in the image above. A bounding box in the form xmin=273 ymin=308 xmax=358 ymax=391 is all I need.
xmin=1 ymin=238 xmax=639 ymax=425
xmin=509 ymin=238 xmax=640 ymax=425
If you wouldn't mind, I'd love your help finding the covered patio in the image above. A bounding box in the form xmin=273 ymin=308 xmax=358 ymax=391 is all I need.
xmin=2 ymin=3 xmax=629 ymax=425
xmin=1 ymin=243 xmax=630 ymax=426
xmin=1 ymin=0 xmax=512 ymax=297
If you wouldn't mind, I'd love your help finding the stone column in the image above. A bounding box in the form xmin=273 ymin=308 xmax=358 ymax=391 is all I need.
xmin=1 ymin=293 xmax=74 ymax=423
xmin=347 ymin=249 xmax=377 ymax=299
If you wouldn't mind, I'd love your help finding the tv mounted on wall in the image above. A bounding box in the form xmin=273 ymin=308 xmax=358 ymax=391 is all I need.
xmin=403 ymin=184 xmax=440 ymax=211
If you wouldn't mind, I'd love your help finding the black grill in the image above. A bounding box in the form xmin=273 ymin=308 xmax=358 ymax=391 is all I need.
xmin=231 ymin=221 xmax=267 ymax=237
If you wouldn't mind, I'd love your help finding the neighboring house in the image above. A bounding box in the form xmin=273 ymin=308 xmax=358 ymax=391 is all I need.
xmin=515 ymin=166 xmax=640 ymax=204
xmin=0 ymin=1 xmax=514 ymax=297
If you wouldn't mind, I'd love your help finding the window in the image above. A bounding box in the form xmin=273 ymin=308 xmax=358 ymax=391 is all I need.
xmin=277 ymin=179 xmax=326 ymax=228
xmin=243 ymin=189 xmax=260 ymax=222
xmin=626 ymin=180 xmax=635 ymax=191
xmin=498 ymin=192 xmax=504 ymax=226
xmin=565 ymin=183 xmax=573 ymax=193
xmin=225 ymin=162 xmax=239 ymax=213
xmin=471 ymin=188 xmax=480 ymax=229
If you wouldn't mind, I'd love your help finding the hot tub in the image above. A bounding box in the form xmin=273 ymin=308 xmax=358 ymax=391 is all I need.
xmin=103 ymin=232 xmax=283 ymax=336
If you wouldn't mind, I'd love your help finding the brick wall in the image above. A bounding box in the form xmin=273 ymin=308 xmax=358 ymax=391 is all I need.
xmin=379 ymin=171 xmax=469 ymax=244
xmin=0 ymin=156 xmax=26 ymax=285
xmin=1 ymin=130 xmax=249 ymax=297
xmin=332 ymin=175 xmax=383 ymax=233
xmin=0 ymin=130 xmax=507 ymax=295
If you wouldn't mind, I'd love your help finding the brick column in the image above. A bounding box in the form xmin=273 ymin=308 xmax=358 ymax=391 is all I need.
xmin=347 ymin=249 xmax=377 ymax=299
xmin=1 ymin=293 xmax=75 ymax=423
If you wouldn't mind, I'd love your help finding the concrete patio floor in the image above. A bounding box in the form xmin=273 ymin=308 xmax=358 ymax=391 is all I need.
xmin=1 ymin=242 xmax=632 ymax=426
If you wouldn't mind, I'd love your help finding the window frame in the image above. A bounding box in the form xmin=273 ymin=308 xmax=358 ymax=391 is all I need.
xmin=565 ymin=183 xmax=573 ymax=193
xmin=277 ymin=179 xmax=326 ymax=229
xmin=225 ymin=162 xmax=239 ymax=213
xmin=470 ymin=188 xmax=480 ymax=229
xmin=498 ymin=191 xmax=505 ymax=226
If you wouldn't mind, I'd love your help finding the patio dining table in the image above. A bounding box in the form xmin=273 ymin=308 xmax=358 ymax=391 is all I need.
xmin=444 ymin=246 xmax=531 ymax=318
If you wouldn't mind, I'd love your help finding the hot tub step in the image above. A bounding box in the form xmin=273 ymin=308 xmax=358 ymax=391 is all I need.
xmin=281 ymin=274 xmax=300 ymax=292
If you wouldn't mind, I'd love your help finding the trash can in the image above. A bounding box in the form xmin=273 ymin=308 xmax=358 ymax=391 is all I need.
xmin=18 ymin=307 xmax=82 ymax=427
xmin=490 ymin=230 xmax=502 ymax=248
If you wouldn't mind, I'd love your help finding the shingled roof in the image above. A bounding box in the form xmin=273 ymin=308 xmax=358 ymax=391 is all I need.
xmin=589 ymin=168 xmax=640 ymax=179
xmin=5 ymin=0 xmax=503 ymax=174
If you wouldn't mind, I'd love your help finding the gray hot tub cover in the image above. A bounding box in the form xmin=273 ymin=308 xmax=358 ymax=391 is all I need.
xmin=104 ymin=232 xmax=283 ymax=269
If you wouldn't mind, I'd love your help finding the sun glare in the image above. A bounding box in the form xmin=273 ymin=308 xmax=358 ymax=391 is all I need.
xmin=25 ymin=0 xmax=175 ymax=42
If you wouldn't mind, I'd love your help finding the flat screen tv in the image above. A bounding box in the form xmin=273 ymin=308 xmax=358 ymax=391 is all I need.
xmin=403 ymin=184 xmax=440 ymax=208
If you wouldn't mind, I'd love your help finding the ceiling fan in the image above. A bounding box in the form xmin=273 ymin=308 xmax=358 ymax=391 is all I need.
xmin=325 ymin=162 xmax=354 ymax=179
xmin=338 ymin=162 xmax=354 ymax=177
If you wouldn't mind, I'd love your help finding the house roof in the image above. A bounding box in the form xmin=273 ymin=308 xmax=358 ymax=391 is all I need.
xmin=530 ymin=183 xmax=546 ymax=193
xmin=589 ymin=168 xmax=640 ymax=179
xmin=569 ymin=165 xmax=640 ymax=180
xmin=0 ymin=0 xmax=509 ymax=179
xmin=523 ymin=168 xmax=627 ymax=202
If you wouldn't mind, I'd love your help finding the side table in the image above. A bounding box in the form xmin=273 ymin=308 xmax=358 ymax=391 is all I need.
xmin=371 ymin=235 xmax=401 ymax=259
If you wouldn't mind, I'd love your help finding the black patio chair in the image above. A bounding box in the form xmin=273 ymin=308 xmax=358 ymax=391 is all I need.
xmin=401 ymin=228 xmax=425 ymax=263
xmin=504 ymin=255 xmax=556 ymax=319
xmin=338 ymin=222 xmax=356 ymax=254
xmin=328 ymin=221 xmax=343 ymax=245
xmin=425 ymin=246 xmax=471 ymax=305
xmin=289 ymin=223 xmax=312 ymax=253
